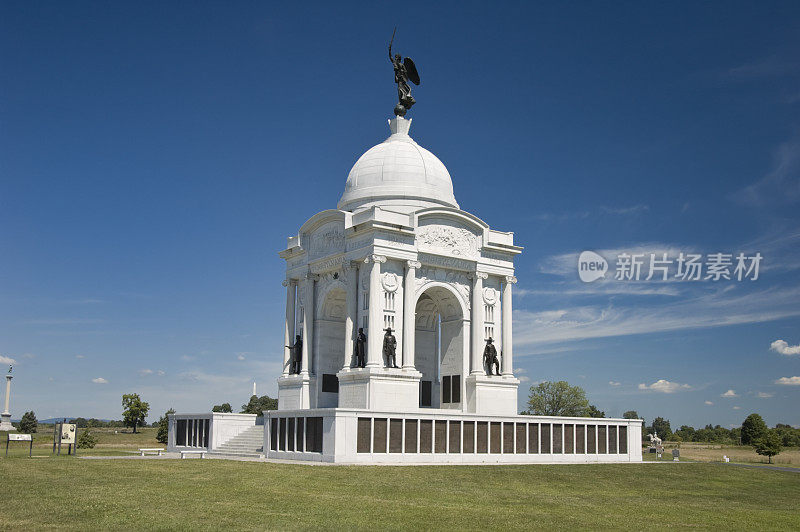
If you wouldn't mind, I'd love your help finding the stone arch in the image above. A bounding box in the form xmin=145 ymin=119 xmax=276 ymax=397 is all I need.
xmin=414 ymin=282 xmax=468 ymax=410
xmin=314 ymin=282 xmax=347 ymax=407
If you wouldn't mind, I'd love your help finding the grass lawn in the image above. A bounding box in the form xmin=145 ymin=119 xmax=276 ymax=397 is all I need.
xmin=1 ymin=454 xmax=799 ymax=530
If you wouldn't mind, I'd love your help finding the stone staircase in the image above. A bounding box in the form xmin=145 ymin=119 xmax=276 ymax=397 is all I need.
xmin=208 ymin=425 xmax=264 ymax=458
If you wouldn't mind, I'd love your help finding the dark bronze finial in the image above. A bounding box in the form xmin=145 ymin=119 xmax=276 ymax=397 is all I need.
xmin=388 ymin=28 xmax=420 ymax=117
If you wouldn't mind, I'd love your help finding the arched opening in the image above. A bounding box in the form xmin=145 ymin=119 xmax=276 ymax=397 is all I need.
xmin=414 ymin=285 xmax=466 ymax=409
xmin=315 ymin=286 xmax=346 ymax=407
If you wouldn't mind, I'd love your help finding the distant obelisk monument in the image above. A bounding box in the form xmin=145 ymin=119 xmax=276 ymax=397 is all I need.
xmin=0 ymin=365 xmax=15 ymax=431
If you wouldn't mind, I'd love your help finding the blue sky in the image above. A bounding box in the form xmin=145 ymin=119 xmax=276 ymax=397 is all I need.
xmin=2 ymin=1 xmax=799 ymax=427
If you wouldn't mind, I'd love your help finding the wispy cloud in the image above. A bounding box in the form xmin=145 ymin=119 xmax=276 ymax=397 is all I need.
xmin=721 ymin=389 xmax=738 ymax=398
xmin=75 ymin=355 xmax=85 ymax=359
xmin=770 ymin=339 xmax=800 ymax=356
xmin=0 ymin=355 xmax=17 ymax=365
xmin=733 ymin=406 xmax=742 ymax=410
xmin=599 ymin=204 xmax=650 ymax=216
xmin=756 ymin=392 xmax=774 ymax=398
xmin=775 ymin=376 xmax=800 ymax=386
xmin=609 ymin=381 xmax=621 ymax=387
xmin=638 ymin=379 xmax=691 ymax=393
xmin=725 ymin=58 xmax=800 ymax=80
xmin=733 ymin=136 xmax=800 ymax=206
xmin=138 ymin=369 xmax=154 ymax=376
xmin=91 ymin=377 xmax=108 ymax=384
xmin=704 ymin=400 xmax=714 ymax=405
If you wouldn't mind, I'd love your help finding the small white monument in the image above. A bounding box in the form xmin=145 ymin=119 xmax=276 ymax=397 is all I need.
xmin=0 ymin=365 xmax=15 ymax=431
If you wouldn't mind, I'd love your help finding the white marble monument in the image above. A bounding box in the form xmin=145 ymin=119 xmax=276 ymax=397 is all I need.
xmin=1 ymin=366 xmax=15 ymax=431
xmin=168 ymin=115 xmax=643 ymax=463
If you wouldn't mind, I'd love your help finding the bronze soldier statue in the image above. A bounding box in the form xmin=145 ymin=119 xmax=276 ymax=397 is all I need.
xmin=388 ymin=28 xmax=420 ymax=117
xmin=483 ymin=337 xmax=500 ymax=376
xmin=383 ymin=328 xmax=399 ymax=368
xmin=286 ymin=334 xmax=302 ymax=374
xmin=355 ymin=328 xmax=367 ymax=368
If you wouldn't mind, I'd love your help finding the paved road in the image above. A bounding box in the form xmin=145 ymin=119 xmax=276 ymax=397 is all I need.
xmin=719 ymin=462 xmax=800 ymax=473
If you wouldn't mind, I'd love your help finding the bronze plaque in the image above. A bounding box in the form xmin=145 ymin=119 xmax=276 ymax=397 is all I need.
xmin=420 ymin=419 xmax=433 ymax=453
xmin=587 ymin=425 xmax=597 ymax=453
xmin=565 ymin=424 xmax=574 ymax=454
xmin=389 ymin=419 xmax=403 ymax=453
xmin=515 ymin=423 xmax=526 ymax=453
xmin=598 ymin=425 xmax=607 ymax=454
xmin=553 ymin=424 xmax=563 ymax=453
xmin=435 ymin=420 xmax=447 ymax=453
xmin=490 ymin=422 xmax=502 ymax=454
xmin=619 ymin=426 xmax=628 ymax=454
xmin=463 ymin=421 xmax=475 ymax=453
xmin=503 ymin=423 xmax=514 ymax=453
xmin=373 ymin=418 xmax=387 ymax=453
xmin=405 ymin=419 xmax=418 ymax=453
xmin=477 ymin=421 xmax=488 ymax=453
xmin=541 ymin=423 xmax=551 ymax=453
xmin=306 ymin=417 xmax=323 ymax=453
xmin=279 ymin=418 xmax=287 ymax=451
xmin=528 ymin=423 xmax=539 ymax=453
xmin=296 ymin=418 xmax=304 ymax=452
xmin=270 ymin=418 xmax=278 ymax=451
xmin=357 ymin=418 xmax=371 ymax=453
xmin=449 ymin=421 xmax=461 ymax=453
xmin=609 ymin=425 xmax=618 ymax=454
xmin=576 ymin=424 xmax=585 ymax=453
xmin=288 ymin=417 xmax=297 ymax=451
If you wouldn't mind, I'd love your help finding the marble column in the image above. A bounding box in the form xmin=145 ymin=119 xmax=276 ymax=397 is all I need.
xmin=366 ymin=255 xmax=386 ymax=367
xmin=282 ymin=279 xmax=296 ymax=376
xmin=300 ymin=274 xmax=317 ymax=376
xmin=501 ymin=276 xmax=517 ymax=375
xmin=402 ymin=260 xmax=421 ymax=370
xmin=343 ymin=262 xmax=359 ymax=370
xmin=470 ymin=272 xmax=488 ymax=374
xmin=1 ymin=371 xmax=13 ymax=431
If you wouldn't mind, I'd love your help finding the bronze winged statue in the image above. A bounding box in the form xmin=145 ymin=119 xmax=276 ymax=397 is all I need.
xmin=388 ymin=28 xmax=420 ymax=117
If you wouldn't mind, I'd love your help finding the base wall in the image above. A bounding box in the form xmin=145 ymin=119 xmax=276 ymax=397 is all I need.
xmin=264 ymin=409 xmax=643 ymax=464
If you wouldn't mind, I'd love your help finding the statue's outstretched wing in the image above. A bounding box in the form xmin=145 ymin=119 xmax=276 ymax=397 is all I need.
xmin=404 ymin=57 xmax=420 ymax=85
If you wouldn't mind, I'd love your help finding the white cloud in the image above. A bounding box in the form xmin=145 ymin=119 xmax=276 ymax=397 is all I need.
xmin=721 ymin=389 xmax=738 ymax=398
xmin=776 ymin=376 xmax=800 ymax=386
xmin=757 ymin=392 xmax=774 ymax=398
xmin=22 ymin=353 xmax=36 ymax=359
xmin=237 ymin=354 xmax=246 ymax=361
xmin=138 ymin=369 xmax=154 ymax=376
xmin=91 ymin=377 xmax=108 ymax=384
xmin=514 ymin=368 xmax=527 ymax=374
xmin=733 ymin=406 xmax=742 ymax=410
xmin=75 ymin=355 xmax=85 ymax=359
xmin=637 ymin=379 xmax=691 ymax=393
xmin=609 ymin=381 xmax=621 ymax=387
xmin=770 ymin=339 xmax=800 ymax=356
xmin=518 ymin=376 xmax=530 ymax=383
xmin=704 ymin=400 xmax=714 ymax=405
xmin=0 ymin=355 xmax=17 ymax=365
xmin=733 ymin=136 xmax=800 ymax=206
xmin=180 ymin=355 xmax=195 ymax=361
xmin=157 ymin=370 xmax=165 ymax=377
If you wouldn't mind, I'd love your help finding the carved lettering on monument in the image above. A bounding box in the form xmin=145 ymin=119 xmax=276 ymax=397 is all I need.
xmin=417 ymin=252 xmax=474 ymax=271
xmin=310 ymin=255 xmax=345 ymax=274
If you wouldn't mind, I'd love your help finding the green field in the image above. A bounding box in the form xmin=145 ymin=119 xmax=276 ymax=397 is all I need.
xmin=2 ymin=447 xmax=799 ymax=529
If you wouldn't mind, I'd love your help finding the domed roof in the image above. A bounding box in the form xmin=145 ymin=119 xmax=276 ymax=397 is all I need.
xmin=337 ymin=117 xmax=459 ymax=213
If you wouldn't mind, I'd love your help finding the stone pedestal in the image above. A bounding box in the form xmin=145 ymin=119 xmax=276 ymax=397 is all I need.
xmin=337 ymin=367 xmax=423 ymax=411
xmin=277 ymin=374 xmax=316 ymax=410
xmin=465 ymin=374 xmax=520 ymax=416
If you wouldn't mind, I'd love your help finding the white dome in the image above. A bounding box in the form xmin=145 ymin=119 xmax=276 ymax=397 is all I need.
xmin=337 ymin=117 xmax=459 ymax=213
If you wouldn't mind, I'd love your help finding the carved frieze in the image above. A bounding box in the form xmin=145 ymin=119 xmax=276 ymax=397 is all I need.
xmin=308 ymin=222 xmax=345 ymax=259
xmin=417 ymin=224 xmax=478 ymax=259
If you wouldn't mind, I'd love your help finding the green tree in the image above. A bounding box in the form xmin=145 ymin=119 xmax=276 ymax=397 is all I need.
xmin=622 ymin=410 xmax=640 ymax=420
xmin=240 ymin=395 xmax=278 ymax=415
xmin=18 ymin=411 xmax=38 ymax=433
xmin=212 ymin=403 xmax=232 ymax=413
xmin=741 ymin=413 xmax=768 ymax=445
xmin=155 ymin=408 xmax=174 ymax=444
xmin=650 ymin=417 xmax=672 ymax=441
xmin=584 ymin=405 xmax=605 ymax=418
xmin=70 ymin=417 xmax=89 ymax=428
xmin=526 ymin=381 xmax=590 ymax=416
xmin=754 ymin=430 xmax=783 ymax=464
xmin=121 ymin=393 xmax=150 ymax=433
xmin=77 ymin=430 xmax=97 ymax=449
